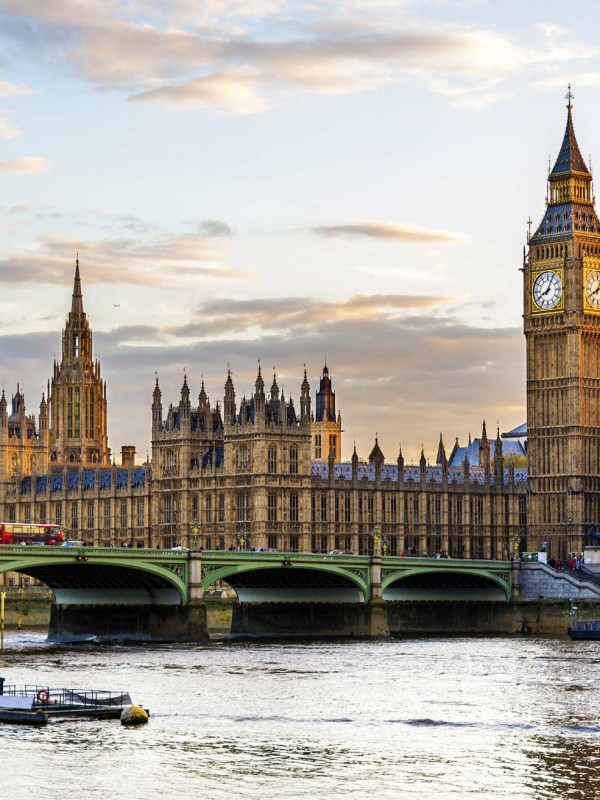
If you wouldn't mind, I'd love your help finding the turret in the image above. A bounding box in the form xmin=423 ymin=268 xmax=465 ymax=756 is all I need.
xmin=351 ymin=442 xmax=358 ymax=480
xmin=152 ymin=376 xmax=163 ymax=433
xmin=397 ymin=443 xmax=404 ymax=484
xmin=223 ymin=368 xmax=236 ymax=427
xmin=436 ymin=433 xmax=446 ymax=466
xmin=316 ymin=363 xmax=336 ymax=423
xmin=494 ymin=426 xmax=504 ymax=482
xmin=39 ymin=392 xmax=48 ymax=433
xmin=300 ymin=367 xmax=311 ymax=424
xmin=179 ymin=373 xmax=191 ymax=427
xmin=270 ymin=370 xmax=279 ymax=403
xmin=198 ymin=378 xmax=208 ymax=410
xmin=369 ymin=435 xmax=384 ymax=481
xmin=254 ymin=363 xmax=265 ymax=420
xmin=0 ymin=390 xmax=7 ymax=432
xmin=419 ymin=447 xmax=426 ymax=480
xmin=479 ymin=420 xmax=490 ymax=470
xmin=279 ymin=388 xmax=286 ymax=425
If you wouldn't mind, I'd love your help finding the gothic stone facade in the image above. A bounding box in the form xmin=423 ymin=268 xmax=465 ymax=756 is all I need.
xmin=14 ymin=101 xmax=600 ymax=578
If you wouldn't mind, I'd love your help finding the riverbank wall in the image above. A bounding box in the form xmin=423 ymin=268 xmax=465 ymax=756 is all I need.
xmin=4 ymin=595 xmax=598 ymax=636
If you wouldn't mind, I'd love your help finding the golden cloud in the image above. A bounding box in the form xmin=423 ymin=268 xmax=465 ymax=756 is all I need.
xmin=0 ymin=156 xmax=50 ymax=173
xmin=312 ymin=222 xmax=466 ymax=244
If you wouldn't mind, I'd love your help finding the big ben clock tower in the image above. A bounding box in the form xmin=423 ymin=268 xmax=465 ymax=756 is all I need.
xmin=525 ymin=88 xmax=600 ymax=557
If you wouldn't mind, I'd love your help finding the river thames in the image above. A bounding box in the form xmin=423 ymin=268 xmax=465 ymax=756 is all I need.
xmin=2 ymin=632 xmax=599 ymax=799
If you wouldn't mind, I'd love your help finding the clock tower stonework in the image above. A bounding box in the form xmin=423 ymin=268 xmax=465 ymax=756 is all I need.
xmin=525 ymin=92 xmax=600 ymax=557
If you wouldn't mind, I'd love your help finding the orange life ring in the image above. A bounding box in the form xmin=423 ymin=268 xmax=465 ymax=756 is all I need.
xmin=36 ymin=689 xmax=49 ymax=704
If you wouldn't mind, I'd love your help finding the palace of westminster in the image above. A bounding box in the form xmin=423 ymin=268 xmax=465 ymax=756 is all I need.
xmin=2 ymin=97 xmax=600 ymax=568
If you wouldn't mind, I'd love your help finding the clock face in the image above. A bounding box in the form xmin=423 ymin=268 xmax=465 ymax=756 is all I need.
xmin=586 ymin=270 xmax=600 ymax=309
xmin=533 ymin=271 xmax=562 ymax=310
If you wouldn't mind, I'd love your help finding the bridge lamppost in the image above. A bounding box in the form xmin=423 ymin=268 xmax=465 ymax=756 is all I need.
xmin=238 ymin=533 xmax=246 ymax=551
xmin=191 ymin=520 xmax=200 ymax=551
xmin=372 ymin=526 xmax=382 ymax=556
xmin=382 ymin=536 xmax=390 ymax=556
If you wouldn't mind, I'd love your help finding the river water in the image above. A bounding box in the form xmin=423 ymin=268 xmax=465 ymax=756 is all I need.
xmin=2 ymin=632 xmax=600 ymax=800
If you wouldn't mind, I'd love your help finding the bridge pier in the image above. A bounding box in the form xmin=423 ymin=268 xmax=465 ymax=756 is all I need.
xmin=230 ymin=599 xmax=389 ymax=639
xmin=48 ymin=600 xmax=209 ymax=643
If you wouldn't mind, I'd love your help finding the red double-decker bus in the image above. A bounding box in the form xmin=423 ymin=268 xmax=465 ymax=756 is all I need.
xmin=0 ymin=523 xmax=65 ymax=546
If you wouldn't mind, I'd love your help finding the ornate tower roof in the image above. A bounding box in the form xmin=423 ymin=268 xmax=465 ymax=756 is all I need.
xmin=71 ymin=253 xmax=84 ymax=316
xmin=531 ymin=88 xmax=600 ymax=243
xmin=368 ymin=436 xmax=384 ymax=463
xmin=316 ymin=363 xmax=336 ymax=423
xmin=550 ymin=92 xmax=590 ymax=177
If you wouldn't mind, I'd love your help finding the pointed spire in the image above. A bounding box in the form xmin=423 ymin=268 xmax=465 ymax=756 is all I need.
xmin=270 ymin=368 xmax=279 ymax=401
xmin=255 ymin=360 xmax=264 ymax=393
xmin=180 ymin=372 xmax=190 ymax=401
xmin=436 ymin=432 xmax=446 ymax=466
xmin=368 ymin=435 xmax=384 ymax=464
xmin=481 ymin=419 xmax=488 ymax=443
xmin=419 ymin=446 xmax=426 ymax=472
xmin=199 ymin=377 xmax=208 ymax=409
xmin=71 ymin=253 xmax=84 ymax=315
xmin=550 ymin=87 xmax=590 ymax=177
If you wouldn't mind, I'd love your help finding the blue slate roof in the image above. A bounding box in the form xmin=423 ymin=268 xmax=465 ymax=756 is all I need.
xmin=533 ymin=202 xmax=600 ymax=240
xmin=502 ymin=422 xmax=527 ymax=438
xmin=448 ymin=438 xmax=525 ymax=468
xmin=550 ymin=108 xmax=590 ymax=176
xmin=132 ymin=468 xmax=146 ymax=487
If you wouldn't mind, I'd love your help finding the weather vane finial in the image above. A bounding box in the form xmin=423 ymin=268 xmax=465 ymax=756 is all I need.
xmin=566 ymin=84 xmax=574 ymax=109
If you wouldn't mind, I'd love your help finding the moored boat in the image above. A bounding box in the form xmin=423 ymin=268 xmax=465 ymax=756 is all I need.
xmin=0 ymin=678 xmax=138 ymax=725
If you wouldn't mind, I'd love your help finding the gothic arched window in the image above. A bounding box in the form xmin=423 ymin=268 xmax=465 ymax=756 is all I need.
xmin=268 ymin=444 xmax=277 ymax=474
xmin=289 ymin=445 xmax=298 ymax=475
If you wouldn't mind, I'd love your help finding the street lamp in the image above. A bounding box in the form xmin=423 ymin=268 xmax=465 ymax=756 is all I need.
xmin=372 ymin=525 xmax=382 ymax=556
xmin=238 ymin=533 xmax=246 ymax=551
xmin=382 ymin=535 xmax=390 ymax=556
xmin=191 ymin=520 xmax=200 ymax=550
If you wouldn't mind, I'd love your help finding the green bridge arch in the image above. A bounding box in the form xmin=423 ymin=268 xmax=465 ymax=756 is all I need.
xmin=202 ymin=561 xmax=370 ymax=602
xmin=381 ymin=567 xmax=511 ymax=601
xmin=0 ymin=553 xmax=188 ymax=605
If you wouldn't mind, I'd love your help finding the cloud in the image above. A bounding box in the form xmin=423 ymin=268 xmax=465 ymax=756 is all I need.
xmin=312 ymin=221 xmax=466 ymax=244
xmin=0 ymin=3 xmax=595 ymax=113
xmin=109 ymin=294 xmax=453 ymax=345
xmin=0 ymin=284 xmax=526 ymax=463
xmin=196 ymin=219 xmax=234 ymax=237
xmin=0 ymin=79 xmax=36 ymax=97
xmin=92 ymin=301 xmax=525 ymax=460
xmin=0 ymin=229 xmax=242 ymax=286
xmin=0 ymin=156 xmax=50 ymax=173
xmin=0 ymin=113 xmax=21 ymax=138
xmin=131 ymin=70 xmax=267 ymax=114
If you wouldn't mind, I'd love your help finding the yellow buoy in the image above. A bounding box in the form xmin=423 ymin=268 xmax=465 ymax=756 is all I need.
xmin=120 ymin=705 xmax=149 ymax=726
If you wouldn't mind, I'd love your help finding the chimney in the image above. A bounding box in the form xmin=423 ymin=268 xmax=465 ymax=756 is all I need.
xmin=121 ymin=445 xmax=136 ymax=468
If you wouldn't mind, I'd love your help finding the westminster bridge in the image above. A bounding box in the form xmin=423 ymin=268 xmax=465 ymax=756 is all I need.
xmin=0 ymin=547 xmax=516 ymax=641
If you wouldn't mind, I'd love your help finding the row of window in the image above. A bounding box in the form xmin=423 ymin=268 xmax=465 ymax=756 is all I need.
xmin=14 ymin=499 xmax=146 ymax=530
xmin=314 ymin=434 xmax=337 ymax=459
